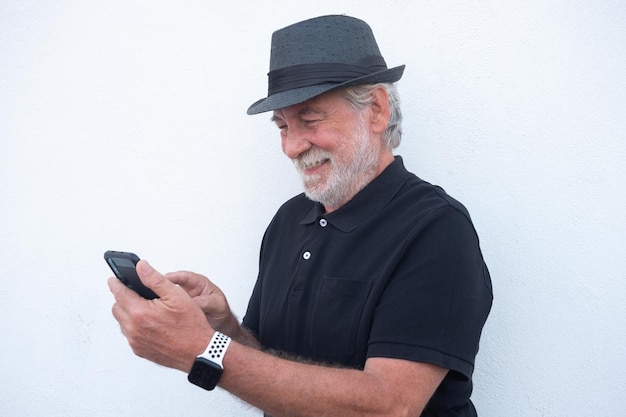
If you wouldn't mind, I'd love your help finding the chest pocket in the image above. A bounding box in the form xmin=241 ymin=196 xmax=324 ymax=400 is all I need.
xmin=308 ymin=276 xmax=372 ymax=365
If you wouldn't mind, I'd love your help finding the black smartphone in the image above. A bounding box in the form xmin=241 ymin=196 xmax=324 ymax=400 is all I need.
xmin=104 ymin=250 xmax=159 ymax=299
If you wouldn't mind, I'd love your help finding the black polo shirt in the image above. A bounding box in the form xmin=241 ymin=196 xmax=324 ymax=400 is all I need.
xmin=243 ymin=156 xmax=492 ymax=416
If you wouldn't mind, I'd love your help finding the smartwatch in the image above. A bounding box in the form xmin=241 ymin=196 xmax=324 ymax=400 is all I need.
xmin=188 ymin=332 xmax=231 ymax=391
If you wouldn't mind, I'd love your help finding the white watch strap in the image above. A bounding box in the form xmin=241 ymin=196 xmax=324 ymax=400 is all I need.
xmin=199 ymin=332 xmax=231 ymax=368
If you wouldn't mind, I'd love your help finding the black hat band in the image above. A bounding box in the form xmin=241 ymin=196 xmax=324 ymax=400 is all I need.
xmin=268 ymin=56 xmax=388 ymax=95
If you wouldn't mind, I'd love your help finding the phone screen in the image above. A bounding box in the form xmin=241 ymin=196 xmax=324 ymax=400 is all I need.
xmin=104 ymin=251 xmax=159 ymax=299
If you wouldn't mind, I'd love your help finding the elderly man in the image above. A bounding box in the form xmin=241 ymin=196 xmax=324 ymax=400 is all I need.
xmin=108 ymin=15 xmax=492 ymax=417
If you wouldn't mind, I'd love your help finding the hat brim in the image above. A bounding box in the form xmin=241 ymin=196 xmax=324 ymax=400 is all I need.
xmin=247 ymin=65 xmax=405 ymax=115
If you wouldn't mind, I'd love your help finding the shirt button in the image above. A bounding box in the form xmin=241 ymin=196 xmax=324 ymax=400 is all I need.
xmin=319 ymin=219 xmax=328 ymax=227
xmin=303 ymin=251 xmax=311 ymax=260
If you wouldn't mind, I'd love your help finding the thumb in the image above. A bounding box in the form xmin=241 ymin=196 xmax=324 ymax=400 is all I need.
xmin=136 ymin=259 xmax=173 ymax=298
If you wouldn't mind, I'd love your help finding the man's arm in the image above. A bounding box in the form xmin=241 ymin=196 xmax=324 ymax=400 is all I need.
xmin=220 ymin=342 xmax=447 ymax=417
xmin=109 ymin=261 xmax=446 ymax=417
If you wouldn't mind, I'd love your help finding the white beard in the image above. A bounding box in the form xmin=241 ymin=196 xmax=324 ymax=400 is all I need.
xmin=293 ymin=117 xmax=379 ymax=210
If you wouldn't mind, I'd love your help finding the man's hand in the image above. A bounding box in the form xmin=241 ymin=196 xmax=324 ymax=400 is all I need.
xmin=108 ymin=260 xmax=212 ymax=372
xmin=164 ymin=269 xmax=242 ymax=337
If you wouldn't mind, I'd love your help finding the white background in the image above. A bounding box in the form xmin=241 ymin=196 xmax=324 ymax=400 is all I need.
xmin=1 ymin=1 xmax=625 ymax=416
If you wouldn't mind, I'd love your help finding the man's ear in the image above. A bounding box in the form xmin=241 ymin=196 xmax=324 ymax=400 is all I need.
xmin=368 ymin=86 xmax=391 ymax=134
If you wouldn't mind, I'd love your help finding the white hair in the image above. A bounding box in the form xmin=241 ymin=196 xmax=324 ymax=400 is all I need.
xmin=342 ymin=83 xmax=403 ymax=149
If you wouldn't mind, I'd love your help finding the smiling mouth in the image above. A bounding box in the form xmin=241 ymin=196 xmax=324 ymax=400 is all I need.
xmin=295 ymin=150 xmax=332 ymax=174
xmin=302 ymin=158 xmax=330 ymax=172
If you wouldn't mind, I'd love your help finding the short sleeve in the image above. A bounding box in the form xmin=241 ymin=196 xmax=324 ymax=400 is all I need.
xmin=367 ymin=206 xmax=492 ymax=380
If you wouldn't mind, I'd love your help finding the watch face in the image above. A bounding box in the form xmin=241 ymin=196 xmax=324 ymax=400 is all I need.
xmin=188 ymin=357 xmax=223 ymax=391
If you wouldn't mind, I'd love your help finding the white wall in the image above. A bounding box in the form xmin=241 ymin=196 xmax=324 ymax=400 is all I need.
xmin=1 ymin=1 xmax=624 ymax=416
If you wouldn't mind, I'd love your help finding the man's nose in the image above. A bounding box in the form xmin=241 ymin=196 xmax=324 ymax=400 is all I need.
xmin=282 ymin=126 xmax=312 ymax=159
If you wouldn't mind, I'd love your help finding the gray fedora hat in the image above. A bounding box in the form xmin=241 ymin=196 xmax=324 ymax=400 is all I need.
xmin=247 ymin=15 xmax=405 ymax=115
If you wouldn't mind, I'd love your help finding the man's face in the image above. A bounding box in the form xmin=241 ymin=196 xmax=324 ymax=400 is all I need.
xmin=272 ymin=89 xmax=387 ymax=212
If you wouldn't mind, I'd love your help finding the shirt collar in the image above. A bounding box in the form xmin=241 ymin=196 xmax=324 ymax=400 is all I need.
xmin=300 ymin=156 xmax=411 ymax=232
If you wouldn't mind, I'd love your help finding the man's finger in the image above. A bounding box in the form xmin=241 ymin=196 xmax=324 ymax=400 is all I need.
xmin=107 ymin=276 xmax=138 ymax=302
xmin=136 ymin=259 xmax=176 ymax=298
xmin=165 ymin=270 xmax=207 ymax=296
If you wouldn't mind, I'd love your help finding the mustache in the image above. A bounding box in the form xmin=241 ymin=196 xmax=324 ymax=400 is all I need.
xmin=293 ymin=148 xmax=332 ymax=171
